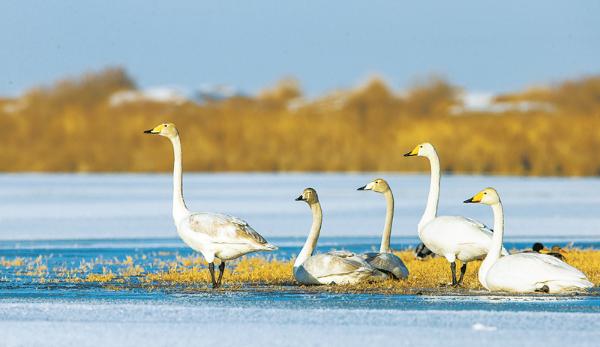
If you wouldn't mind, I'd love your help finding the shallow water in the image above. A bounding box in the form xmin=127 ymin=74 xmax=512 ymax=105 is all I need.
xmin=1 ymin=238 xmax=600 ymax=347
xmin=1 ymin=174 xmax=599 ymax=346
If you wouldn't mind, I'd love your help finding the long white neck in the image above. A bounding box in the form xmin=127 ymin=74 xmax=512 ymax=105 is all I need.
xmin=169 ymin=135 xmax=189 ymax=224
xmin=380 ymin=189 xmax=394 ymax=253
xmin=418 ymin=151 xmax=440 ymax=232
xmin=478 ymin=202 xmax=504 ymax=289
xmin=294 ymin=202 xmax=322 ymax=268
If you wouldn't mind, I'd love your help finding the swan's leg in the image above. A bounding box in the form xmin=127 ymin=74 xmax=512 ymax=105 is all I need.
xmin=457 ymin=262 xmax=467 ymax=285
xmin=450 ymin=262 xmax=458 ymax=286
xmin=217 ymin=261 xmax=225 ymax=286
xmin=208 ymin=262 xmax=219 ymax=288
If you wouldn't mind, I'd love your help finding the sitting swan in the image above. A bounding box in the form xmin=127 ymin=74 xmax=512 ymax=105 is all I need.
xmin=144 ymin=123 xmax=277 ymax=288
xmin=465 ymin=188 xmax=593 ymax=293
xmin=357 ymin=178 xmax=409 ymax=279
xmin=294 ymin=188 xmax=386 ymax=285
xmin=404 ymin=143 xmax=507 ymax=286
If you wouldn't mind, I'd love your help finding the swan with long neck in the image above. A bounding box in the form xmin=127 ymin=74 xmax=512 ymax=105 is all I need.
xmin=465 ymin=188 xmax=593 ymax=293
xmin=144 ymin=123 xmax=277 ymax=288
xmin=404 ymin=142 xmax=507 ymax=286
xmin=356 ymin=179 xmax=408 ymax=279
xmin=294 ymin=188 xmax=385 ymax=285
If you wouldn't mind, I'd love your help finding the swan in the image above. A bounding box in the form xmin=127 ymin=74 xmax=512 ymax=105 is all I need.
xmin=464 ymin=188 xmax=593 ymax=293
xmin=357 ymin=178 xmax=409 ymax=279
xmin=404 ymin=143 xmax=507 ymax=286
xmin=294 ymin=188 xmax=386 ymax=285
xmin=144 ymin=123 xmax=277 ymax=288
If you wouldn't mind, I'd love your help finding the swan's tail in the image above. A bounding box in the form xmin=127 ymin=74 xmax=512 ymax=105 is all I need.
xmin=546 ymin=278 xmax=594 ymax=293
xmin=262 ymin=243 xmax=278 ymax=251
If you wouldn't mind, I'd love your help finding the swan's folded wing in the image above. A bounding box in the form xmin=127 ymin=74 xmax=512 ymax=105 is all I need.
xmin=187 ymin=213 xmax=268 ymax=246
xmin=328 ymin=250 xmax=356 ymax=258
xmin=463 ymin=217 xmax=493 ymax=234
xmin=503 ymin=253 xmax=589 ymax=283
xmin=363 ymin=252 xmax=409 ymax=279
xmin=304 ymin=253 xmax=372 ymax=279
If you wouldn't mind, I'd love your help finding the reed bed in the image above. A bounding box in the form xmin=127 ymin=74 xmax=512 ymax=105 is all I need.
xmin=2 ymin=249 xmax=600 ymax=294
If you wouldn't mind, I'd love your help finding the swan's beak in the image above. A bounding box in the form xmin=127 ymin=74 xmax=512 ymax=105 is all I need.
xmin=357 ymin=181 xmax=374 ymax=191
xmin=144 ymin=124 xmax=164 ymax=134
xmin=464 ymin=191 xmax=484 ymax=204
xmin=295 ymin=195 xmax=304 ymax=201
xmin=403 ymin=145 xmax=419 ymax=157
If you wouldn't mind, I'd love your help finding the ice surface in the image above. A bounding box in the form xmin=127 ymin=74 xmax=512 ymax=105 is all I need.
xmin=1 ymin=295 xmax=600 ymax=347
xmin=1 ymin=174 xmax=599 ymax=347
xmin=0 ymin=173 xmax=599 ymax=240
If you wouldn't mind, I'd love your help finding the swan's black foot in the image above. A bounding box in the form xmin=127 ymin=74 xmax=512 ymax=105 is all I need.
xmin=208 ymin=262 xmax=219 ymax=289
xmin=535 ymin=285 xmax=550 ymax=293
xmin=216 ymin=261 xmax=226 ymax=287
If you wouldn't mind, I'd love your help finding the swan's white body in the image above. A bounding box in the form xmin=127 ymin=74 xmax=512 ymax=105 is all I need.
xmin=150 ymin=124 xmax=276 ymax=267
xmin=410 ymin=144 xmax=507 ymax=265
xmin=294 ymin=191 xmax=385 ymax=285
xmin=475 ymin=194 xmax=593 ymax=293
xmin=420 ymin=216 xmax=499 ymax=263
xmin=176 ymin=212 xmax=276 ymax=263
xmin=294 ymin=252 xmax=384 ymax=285
xmin=358 ymin=180 xmax=409 ymax=279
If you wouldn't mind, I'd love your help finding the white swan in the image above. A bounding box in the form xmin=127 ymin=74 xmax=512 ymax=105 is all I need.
xmin=357 ymin=178 xmax=409 ymax=279
xmin=144 ymin=123 xmax=277 ymax=288
xmin=294 ymin=188 xmax=386 ymax=285
xmin=465 ymin=188 xmax=593 ymax=293
xmin=404 ymin=143 xmax=507 ymax=286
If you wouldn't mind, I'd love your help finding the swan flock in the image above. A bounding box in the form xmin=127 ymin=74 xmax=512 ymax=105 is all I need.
xmin=144 ymin=123 xmax=593 ymax=293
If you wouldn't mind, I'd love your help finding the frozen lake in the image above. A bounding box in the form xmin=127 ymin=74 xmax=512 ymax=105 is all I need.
xmin=1 ymin=173 xmax=599 ymax=346
xmin=0 ymin=173 xmax=599 ymax=240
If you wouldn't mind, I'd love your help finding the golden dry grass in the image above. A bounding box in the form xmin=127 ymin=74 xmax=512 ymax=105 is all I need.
xmin=1 ymin=68 xmax=600 ymax=176
xmin=5 ymin=249 xmax=599 ymax=294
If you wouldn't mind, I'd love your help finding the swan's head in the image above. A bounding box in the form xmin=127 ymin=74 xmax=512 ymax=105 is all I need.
xmin=295 ymin=188 xmax=319 ymax=205
xmin=144 ymin=123 xmax=178 ymax=138
xmin=464 ymin=187 xmax=500 ymax=205
xmin=404 ymin=142 xmax=435 ymax=158
xmin=357 ymin=178 xmax=390 ymax=193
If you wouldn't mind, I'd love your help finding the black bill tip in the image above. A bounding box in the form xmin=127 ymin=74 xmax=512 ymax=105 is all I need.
xmin=403 ymin=152 xmax=415 ymax=157
xmin=295 ymin=195 xmax=303 ymax=201
xmin=357 ymin=185 xmax=366 ymax=191
xmin=463 ymin=198 xmax=474 ymax=203
xmin=143 ymin=129 xmax=154 ymax=134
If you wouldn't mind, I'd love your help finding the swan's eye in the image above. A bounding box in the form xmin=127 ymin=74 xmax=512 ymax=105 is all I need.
xmin=419 ymin=146 xmax=423 ymax=148
xmin=484 ymin=192 xmax=487 ymax=195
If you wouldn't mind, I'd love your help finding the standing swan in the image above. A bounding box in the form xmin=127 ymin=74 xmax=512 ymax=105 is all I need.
xmin=357 ymin=179 xmax=409 ymax=279
xmin=144 ymin=123 xmax=277 ymax=288
xmin=294 ymin=188 xmax=385 ymax=285
xmin=465 ymin=188 xmax=593 ymax=293
xmin=404 ymin=143 xmax=507 ymax=286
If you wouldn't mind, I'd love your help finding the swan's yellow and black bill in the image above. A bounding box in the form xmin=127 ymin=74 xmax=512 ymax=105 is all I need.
xmin=464 ymin=191 xmax=485 ymax=203
xmin=403 ymin=145 xmax=419 ymax=157
xmin=295 ymin=195 xmax=304 ymax=201
xmin=144 ymin=124 xmax=165 ymax=134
